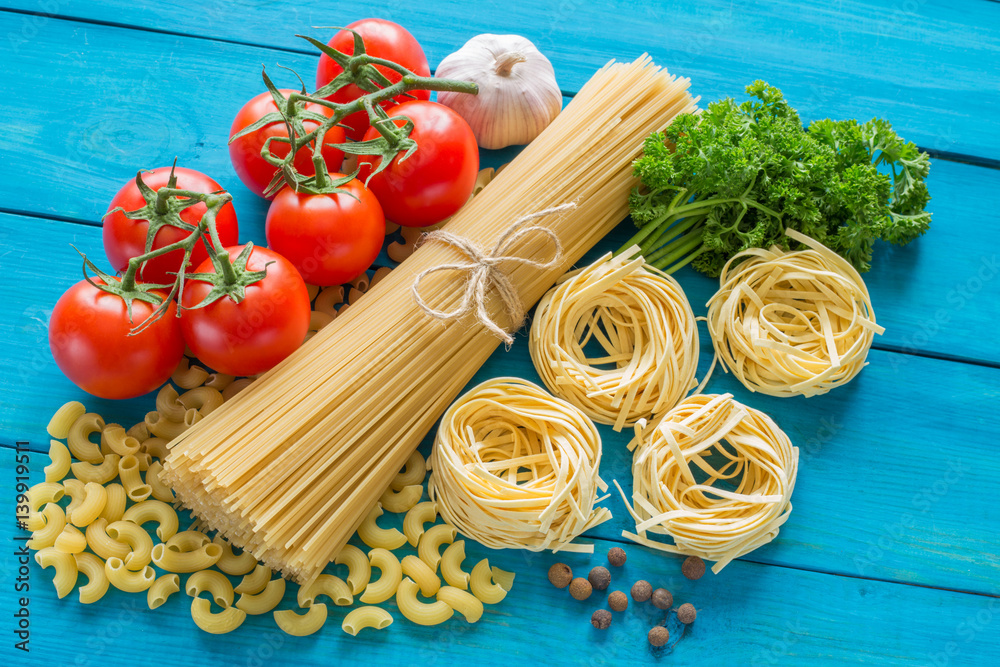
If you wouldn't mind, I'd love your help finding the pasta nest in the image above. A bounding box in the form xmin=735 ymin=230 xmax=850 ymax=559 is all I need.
xmin=529 ymin=251 xmax=699 ymax=431
xmin=706 ymin=229 xmax=883 ymax=398
xmin=620 ymin=393 xmax=798 ymax=573
xmin=428 ymin=377 xmax=612 ymax=553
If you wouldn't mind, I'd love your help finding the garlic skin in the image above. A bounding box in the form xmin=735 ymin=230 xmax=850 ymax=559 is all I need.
xmin=436 ymin=34 xmax=562 ymax=150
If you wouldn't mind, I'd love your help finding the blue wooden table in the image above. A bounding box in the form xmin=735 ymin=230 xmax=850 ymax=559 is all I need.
xmin=1 ymin=2 xmax=999 ymax=665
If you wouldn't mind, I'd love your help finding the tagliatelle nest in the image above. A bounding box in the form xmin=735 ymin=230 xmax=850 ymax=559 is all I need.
xmin=427 ymin=377 xmax=612 ymax=553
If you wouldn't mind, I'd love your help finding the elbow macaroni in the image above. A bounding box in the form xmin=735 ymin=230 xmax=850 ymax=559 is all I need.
xmin=70 ymin=482 xmax=107 ymax=528
xmin=186 ymin=569 xmax=234 ymax=608
xmin=35 ymin=547 xmax=78 ymax=599
xmin=44 ymin=440 xmax=71 ymax=483
xmin=166 ymin=530 xmax=210 ymax=552
xmin=67 ymin=412 xmax=105 ymax=463
xmin=47 ymin=400 xmax=86 ymax=439
xmin=342 ymin=606 xmax=393 ymax=636
xmin=148 ymin=573 xmax=181 ymax=610
xmin=440 ymin=540 xmax=470 ymax=590
xmin=396 ymin=577 xmax=453 ymax=626
xmin=418 ymin=524 xmax=457 ymax=572
xmin=190 ymin=597 xmax=246 ymax=635
xmin=172 ymin=358 xmax=209 ymax=389
xmin=145 ymin=461 xmax=175 ymax=503
xmin=105 ymin=557 xmax=156 ymax=592
xmin=401 ymin=555 xmax=441 ymax=597
xmin=74 ymin=552 xmax=110 ymax=604
xmin=357 ymin=503 xmax=407 ymax=550
xmin=71 ymin=453 xmax=120 ymax=485
xmin=491 ymin=566 xmax=516 ymax=592
xmin=334 ymin=545 xmax=371 ymax=595
xmin=122 ymin=500 xmax=179 ymax=541
xmin=118 ymin=455 xmax=152 ymax=502
xmin=54 ymin=525 xmax=88 ymax=554
xmin=379 ymin=484 xmax=423 ymax=514
xmin=151 ymin=542 xmax=223 ymax=573
xmin=274 ymin=604 xmax=327 ymax=637
xmin=297 ymin=574 xmax=352 ymax=608
xmin=470 ymin=559 xmax=508 ymax=604
xmin=236 ymin=578 xmax=285 ymax=615
xmin=102 ymin=425 xmax=140 ymax=457
xmin=28 ymin=504 xmax=65 ymax=550
xmin=403 ymin=501 xmax=437 ymax=547
xmin=85 ymin=518 xmax=130 ymax=561
xmin=106 ymin=521 xmax=154 ymax=570
xmin=178 ymin=386 xmax=224 ymax=416
xmin=391 ymin=450 xmax=426 ymax=491
xmin=234 ymin=564 xmax=272 ymax=595
xmin=141 ymin=438 xmax=170 ymax=461
xmin=436 ymin=586 xmax=484 ymax=623
xmin=213 ymin=536 xmax=257 ymax=576
xmin=99 ymin=483 xmax=127 ymax=522
xmin=155 ymin=385 xmax=186 ymax=422
xmin=360 ymin=548 xmax=402 ymax=604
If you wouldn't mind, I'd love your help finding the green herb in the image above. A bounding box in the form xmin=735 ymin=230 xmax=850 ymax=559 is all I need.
xmin=620 ymin=81 xmax=931 ymax=276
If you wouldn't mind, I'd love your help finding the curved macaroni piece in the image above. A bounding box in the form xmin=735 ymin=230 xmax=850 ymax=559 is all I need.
xmin=105 ymin=557 xmax=156 ymax=592
xmin=439 ymin=540 xmax=470 ymax=590
xmin=106 ymin=521 xmax=154 ymax=570
xmin=134 ymin=451 xmax=153 ymax=472
xmin=148 ymin=573 xmax=181 ymax=609
xmin=126 ymin=421 xmax=150 ymax=442
xmin=72 ymin=453 xmax=120 ymax=485
xmin=122 ymin=500 xmax=179 ymax=541
xmin=178 ymin=386 xmax=224 ymax=416
xmin=213 ymin=537 xmax=257 ymax=576
xmin=27 ymin=504 xmax=65 ymax=549
xmin=360 ymin=548 xmax=402 ymax=604
xmin=70 ymin=482 xmax=107 ymax=528
xmin=204 ymin=372 xmax=235 ymax=391
xmin=234 ymin=564 xmax=272 ymax=595
xmin=28 ymin=481 xmax=64 ymax=513
xmin=314 ymin=285 xmax=343 ymax=316
xmin=491 ymin=566 xmax=516 ymax=592
xmin=102 ymin=425 xmax=141 ymax=457
xmin=403 ymin=501 xmax=437 ymax=547
xmin=62 ymin=479 xmax=86 ymax=521
xmin=155 ymin=384 xmax=186 ymax=422
xmin=47 ymin=400 xmax=86 ymax=439
xmin=145 ymin=461 xmax=176 ymax=503
xmin=236 ymin=577 xmax=285 ymax=615
xmin=396 ymin=577 xmax=453 ymax=626
xmin=221 ymin=378 xmax=253 ymax=400
xmin=334 ymin=545 xmax=371 ymax=595
xmin=379 ymin=484 xmax=423 ymax=514
xmin=401 ymin=555 xmax=441 ymax=597
xmin=190 ymin=597 xmax=246 ymax=635
xmin=172 ymin=357 xmax=209 ymax=390
xmin=186 ymin=569 xmax=235 ymax=608
xmin=67 ymin=412 xmax=105 ymax=463
xmin=151 ymin=542 xmax=223 ymax=573
xmin=297 ymin=574 xmax=352 ymax=608
xmin=145 ymin=411 xmax=189 ymax=440
xmin=99 ymin=483 xmax=127 ymax=523
xmin=118 ymin=455 xmax=152 ymax=502
xmin=274 ymin=604 xmax=327 ymax=637
xmin=357 ymin=503 xmax=407 ymax=550
xmin=437 ymin=586 xmax=484 ymax=623
xmin=166 ymin=530 xmax=211 ymax=553
xmin=391 ymin=450 xmax=426 ymax=491
xmin=85 ymin=518 xmax=130 ymax=561
xmin=470 ymin=559 xmax=507 ymax=604
xmin=418 ymin=524 xmax=456 ymax=572
xmin=141 ymin=437 xmax=170 ymax=461
xmin=35 ymin=547 xmax=78 ymax=598
xmin=44 ymin=439 xmax=71 ymax=483
xmin=54 ymin=525 xmax=88 ymax=554
xmin=342 ymin=606 xmax=393 ymax=636
xmin=74 ymin=552 xmax=110 ymax=604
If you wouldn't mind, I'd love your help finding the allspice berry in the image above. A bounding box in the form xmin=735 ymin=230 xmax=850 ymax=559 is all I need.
xmin=648 ymin=626 xmax=670 ymax=647
xmin=608 ymin=547 xmax=627 ymax=567
xmin=677 ymin=602 xmax=697 ymax=624
xmin=608 ymin=590 xmax=628 ymax=612
xmin=591 ymin=609 xmax=612 ymax=630
xmin=548 ymin=563 xmax=573 ymax=589
xmin=631 ymin=579 xmax=652 ymax=602
xmin=588 ymin=566 xmax=611 ymax=591
xmin=652 ymin=588 xmax=673 ymax=610
xmin=570 ymin=577 xmax=593 ymax=600
xmin=682 ymin=555 xmax=706 ymax=580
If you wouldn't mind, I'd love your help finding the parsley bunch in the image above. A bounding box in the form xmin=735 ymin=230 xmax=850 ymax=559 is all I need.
xmin=622 ymin=81 xmax=931 ymax=276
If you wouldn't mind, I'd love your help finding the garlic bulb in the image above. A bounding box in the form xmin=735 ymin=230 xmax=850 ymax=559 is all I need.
xmin=436 ymin=34 xmax=562 ymax=150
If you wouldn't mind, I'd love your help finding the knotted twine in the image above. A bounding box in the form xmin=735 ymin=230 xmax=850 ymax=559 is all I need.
xmin=411 ymin=203 xmax=576 ymax=345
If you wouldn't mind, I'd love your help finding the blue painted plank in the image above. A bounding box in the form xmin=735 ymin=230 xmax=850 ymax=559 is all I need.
xmin=2 ymin=1 xmax=998 ymax=160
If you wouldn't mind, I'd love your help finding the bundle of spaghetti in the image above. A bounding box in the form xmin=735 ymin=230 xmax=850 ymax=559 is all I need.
xmin=162 ymin=56 xmax=698 ymax=583
xmin=706 ymin=229 xmax=884 ymax=398
xmin=617 ymin=393 xmax=798 ymax=573
xmin=427 ymin=377 xmax=611 ymax=552
xmin=529 ymin=249 xmax=699 ymax=431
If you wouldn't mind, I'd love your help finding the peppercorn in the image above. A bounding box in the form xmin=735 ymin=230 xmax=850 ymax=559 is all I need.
xmin=631 ymin=579 xmax=652 ymax=602
xmin=591 ymin=609 xmax=612 ymax=630
xmin=608 ymin=590 xmax=628 ymax=612
xmin=651 ymin=588 xmax=673 ymax=610
xmin=648 ymin=626 xmax=670 ymax=647
xmin=682 ymin=555 xmax=706 ymax=580
xmin=608 ymin=546 xmax=627 ymax=567
xmin=677 ymin=602 xmax=697 ymax=624
xmin=548 ymin=562 xmax=573 ymax=589
xmin=570 ymin=577 xmax=593 ymax=600
xmin=588 ymin=566 xmax=611 ymax=591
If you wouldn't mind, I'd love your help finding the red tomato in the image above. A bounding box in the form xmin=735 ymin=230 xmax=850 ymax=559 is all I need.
xmin=358 ymin=101 xmax=479 ymax=227
xmin=103 ymin=167 xmax=239 ymax=285
xmin=229 ymin=89 xmax=346 ymax=199
xmin=266 ymin=177 xmax=385 ymax=286
xmin=315 ymin=19 xmax=431 ymax=141
xmin=49 ymin=279 xmax=184 ymax=400
xmin=180 ymin=245 xmax=310 ymax=377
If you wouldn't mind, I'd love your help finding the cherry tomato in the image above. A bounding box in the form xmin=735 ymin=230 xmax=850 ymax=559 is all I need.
xmin=229 ymin=89 xmax=346 ymax=199
xmin=180 ymin=245 xmax=310 ymax=377
xmin=49 ymin=279 xmax=184 ymax=400
xmin=103 ymin=167 xmax=239 ymax=285
xmin=315 ymin=19 xmax=431 ymax=141
xmin=266 ymin=176 xmax=385 ymax=286
xmin=358 ymin=101 xmax=479 ymax=227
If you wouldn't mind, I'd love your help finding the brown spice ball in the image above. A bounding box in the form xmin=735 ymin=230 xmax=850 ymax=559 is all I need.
xmin=608 ymin=546 xmax=627 ymax=567
xmin=588 ymin=566 xmax=611 ymax=591
xmin=591 ymin=609 xmax=612 ymax=630
xmin=652 ymin=588 xmax=673 ymax=610
xmin=631 ymin=579 xmax=653 ymax=602
xmin=677 ymin=602 xmax=697 ymax=624
xmin=548 ymin=563 xmax=573 ymax=589
xmin=682 ymin=555 xmax=706 ymax=580
xmin=570 ymin=577 xmax=593 ymax=601
xmin=608 ymin=590 xmax=628 ymax=612
xmin=648 ymin=626 xmax=670 ymax=647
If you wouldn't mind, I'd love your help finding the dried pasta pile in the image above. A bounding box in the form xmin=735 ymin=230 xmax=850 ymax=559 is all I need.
xmin=162 ymin=56 xmax=698 ymax=583
xmin=529 ymin=250 xmax=699 ymax=431
xmin=706 ymin=229 xmax=884 ymax=398
xmin=427 ymin=377 xmax=612 ymax=552
xmin=618 ymin=393 xmax=798 ymax=573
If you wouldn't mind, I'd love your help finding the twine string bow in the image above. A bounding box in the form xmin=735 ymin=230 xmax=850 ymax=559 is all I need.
xmin=412 ymin=203 xmax=576 ymax=345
